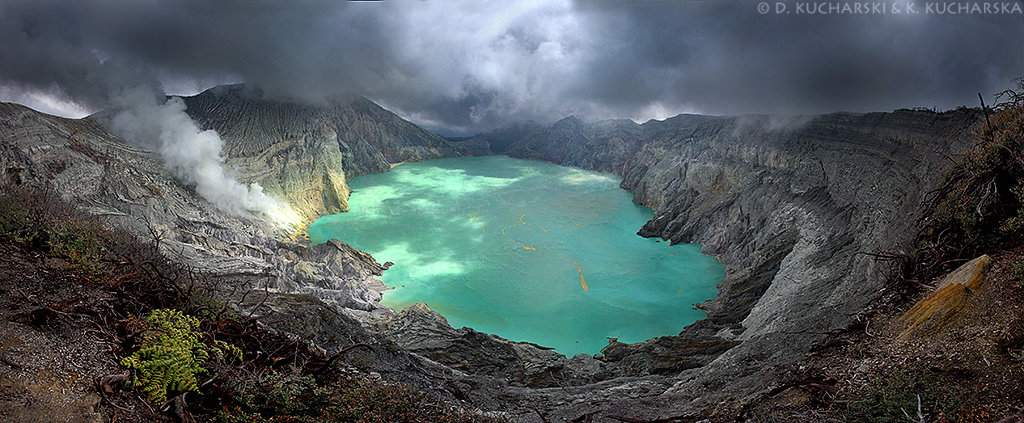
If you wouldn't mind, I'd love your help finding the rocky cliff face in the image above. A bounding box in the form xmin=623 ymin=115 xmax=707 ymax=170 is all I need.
xmin=508 ymin=110 xmax=980 ymax=336
xmin=0 ymin=101 xmax=391 ymax=313
xmin=180 ymin=84 xmax=471 ymax=231
xmin=502 ymin=109 xmax=983 ymax=417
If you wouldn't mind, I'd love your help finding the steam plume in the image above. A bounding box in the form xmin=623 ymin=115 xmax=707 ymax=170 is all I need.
xmin=109 ymin=85 xmax=300 ymax=230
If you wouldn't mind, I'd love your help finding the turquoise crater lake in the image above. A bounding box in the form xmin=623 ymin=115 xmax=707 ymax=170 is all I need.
xmin=307 ymin=156 xmax=725 ymax=357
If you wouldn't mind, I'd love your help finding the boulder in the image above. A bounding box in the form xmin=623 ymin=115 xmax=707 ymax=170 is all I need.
xmin=898 ymin=255 xmax=993 ymax=339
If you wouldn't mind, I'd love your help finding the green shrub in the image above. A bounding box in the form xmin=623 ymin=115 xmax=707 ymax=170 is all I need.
xmin=121 ymin=309 xmax=241 ymax=404
xmin=0 ymin=193 xmax=32 ymax=236
xmin=928 ymin=103 xmax=1024 ymax=250
xmin=0 ymin=188 xmax=125 ymax=275
xmin=909 ymin=83 xmax=1024 ymax=284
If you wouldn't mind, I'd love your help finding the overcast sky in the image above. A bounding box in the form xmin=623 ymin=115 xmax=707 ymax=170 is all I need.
xmin=1 ymin=0 xmax=1022 ymax=135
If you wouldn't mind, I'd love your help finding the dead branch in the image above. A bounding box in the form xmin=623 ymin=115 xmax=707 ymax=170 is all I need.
xmin=900 ymin=394 xmax=925 ymax=423
xmin=171 ymin=394 xmax=196 ymax=423
xmin=245 ymin=287 xmax=272 ymax=319
xmin=0 ymin=354 xmax=21 ymax=370
xmin=529 ymin=407 xmax=551 ymax=423
xmin=111 ymin=263 xmax=141 ymax=287
xmin=95 ymin=374 xmax=134 ymax=412
xmin=976 ymin=177 xmax=998 ymax=217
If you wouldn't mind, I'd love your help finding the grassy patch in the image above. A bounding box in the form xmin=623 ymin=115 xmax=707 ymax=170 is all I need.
xmin=843 ymin=370 xmax=968 ymax=423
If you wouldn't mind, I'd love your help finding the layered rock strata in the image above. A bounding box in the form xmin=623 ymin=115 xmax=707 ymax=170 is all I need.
xmin=0 ymin=101 xmax=388 ymax=311
xmin=181 ymin=84 xmax=472 ymax=231
xmin=501 ymin=109 xmax=983 ymax=418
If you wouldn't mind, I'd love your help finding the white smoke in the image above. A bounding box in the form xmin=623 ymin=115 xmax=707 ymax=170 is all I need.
xmin=109 ymin=85 xmax=301 ymax=230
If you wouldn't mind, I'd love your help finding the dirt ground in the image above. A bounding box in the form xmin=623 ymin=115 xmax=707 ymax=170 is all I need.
xmin=0 ymin=241 xmax=169 ymax=423
xmin=746 ymin=250 xmax=1024 ymax=422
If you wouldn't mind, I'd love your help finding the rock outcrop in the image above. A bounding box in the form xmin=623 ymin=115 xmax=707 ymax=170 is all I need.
xmin=368 ymin=303 xmax=579 ymax=389
xmin=0 ymin=101 xmax=391 ymax=313
xmin=628 ymin=111 xmax=981 ymax=337
xmin=898 ymin=254 xmax=993 ymax=339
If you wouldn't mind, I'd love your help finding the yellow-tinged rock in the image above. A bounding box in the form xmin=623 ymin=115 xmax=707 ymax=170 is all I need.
xmin=897 ymin=255 xmax=992 ymax=340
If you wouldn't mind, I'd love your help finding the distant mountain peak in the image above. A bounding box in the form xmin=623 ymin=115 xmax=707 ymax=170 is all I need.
xmin=554 ymin=115 xmax=585 ymax=126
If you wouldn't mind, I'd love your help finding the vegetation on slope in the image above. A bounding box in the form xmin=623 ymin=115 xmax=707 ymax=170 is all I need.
xmin=837 ymin=85 xmax=1024 ymax=423
xmin=742 ymin=85 xmax=1024 ymax=423
xmin=0 ymin=186 xmax=503 ymax=423
xmin=905 ymin=81 xmax=1024 ymax=287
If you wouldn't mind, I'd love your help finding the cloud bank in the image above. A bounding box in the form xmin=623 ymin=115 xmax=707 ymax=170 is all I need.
xmin=0 ymin=0 xmax=1022 ymax=134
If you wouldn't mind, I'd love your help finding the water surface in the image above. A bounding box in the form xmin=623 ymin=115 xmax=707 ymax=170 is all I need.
xmin=308 ymin=156 xmax=724 ymax=357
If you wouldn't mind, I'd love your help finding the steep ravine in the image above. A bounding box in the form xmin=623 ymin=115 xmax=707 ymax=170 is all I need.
xmin=0 ymin=88 xmax=985 ymax=420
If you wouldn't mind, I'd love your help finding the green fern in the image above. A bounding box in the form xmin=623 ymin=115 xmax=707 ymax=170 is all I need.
xmin=121 ymin=309 xmax=241 ymax=404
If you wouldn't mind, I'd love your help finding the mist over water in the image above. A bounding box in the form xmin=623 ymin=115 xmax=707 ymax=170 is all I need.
xmin=308 ymin=156 xmax=724 ymax=357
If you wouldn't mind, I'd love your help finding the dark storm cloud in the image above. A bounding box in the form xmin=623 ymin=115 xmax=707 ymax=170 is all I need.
xmin=0 ymin=0 xmax=401 ymax=109
xmin=572 ymin=0 xmax=1024 ymax=117
xmin=0 ymin=0 xmax=1022 ymax=133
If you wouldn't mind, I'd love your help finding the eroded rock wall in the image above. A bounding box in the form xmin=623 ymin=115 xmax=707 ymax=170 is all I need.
xmin=509 ymin=110 xmax=979 ymax=340
xmin=627 ymin=111 xmax=981 ymax=339
xmin=0 ymin=101 xmax=391 ymax=313
xmin=503 ymin=109 xmax=983 ymax=417
xmin=181 ymin=84 xmax=470 ymax=231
